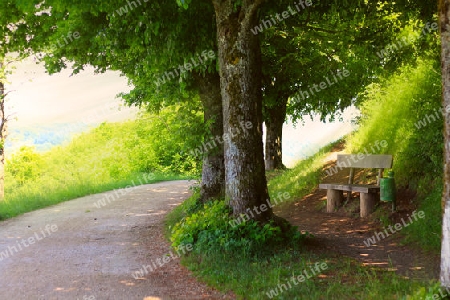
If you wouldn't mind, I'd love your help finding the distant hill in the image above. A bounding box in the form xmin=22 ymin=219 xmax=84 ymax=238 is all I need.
xmin=6 ymin=123 xmax=89 ymax=154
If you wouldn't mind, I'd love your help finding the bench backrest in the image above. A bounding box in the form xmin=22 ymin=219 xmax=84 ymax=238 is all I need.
xmin=337 ymin=154 xmax=393 ymax=186
xmin=337 ymin=154 xmax=393 ymax=169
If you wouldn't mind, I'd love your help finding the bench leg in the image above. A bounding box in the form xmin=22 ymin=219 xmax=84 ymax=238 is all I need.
xmin=327 ymin=189 xmax=343 ymax=213
xmin=360 ymin=193 xmax=378 ymax=217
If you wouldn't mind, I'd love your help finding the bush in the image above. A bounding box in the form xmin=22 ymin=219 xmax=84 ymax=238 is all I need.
xmin=170 ymin=200 xmax=305 ymax=256
xmin=128 ymin=104 xmax=204 ymax=176
xmin=7 ymin=146 xmax=43 ymax=185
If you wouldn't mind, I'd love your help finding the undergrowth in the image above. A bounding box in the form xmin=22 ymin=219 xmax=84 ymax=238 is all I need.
xmin=346 ymin=58 xmax=442 ymax=252
xmin=165 ymin=139 xmax=431 ymax=299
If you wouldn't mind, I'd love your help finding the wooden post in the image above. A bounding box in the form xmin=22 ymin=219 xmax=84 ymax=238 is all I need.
xmin=327 ymin=189 xmax=343 ymax=213
xmin=346 ymin=168 xmax=355 ymax=203
xmin=360 ymin=193 xmax=378 ymax=217
xmin=377 ymin=168 xmax=384 ymax=186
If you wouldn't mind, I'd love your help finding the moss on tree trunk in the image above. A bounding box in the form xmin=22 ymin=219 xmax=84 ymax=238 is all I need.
xmin=212 ymin=0 xmax=273 ymax=222
xmin=440 ymin=0 xmax=450 ymax=287
xmin=195 ymin=72 xmax=225 ymax=202
xmin=264 ymin=100 xmax=287 ymax=171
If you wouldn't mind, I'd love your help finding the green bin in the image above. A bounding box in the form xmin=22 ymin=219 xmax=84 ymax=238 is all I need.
xmin=380 ymin=171 xmax=395 ymax=202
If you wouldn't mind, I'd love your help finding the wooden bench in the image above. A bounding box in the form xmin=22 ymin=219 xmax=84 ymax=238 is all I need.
xmin=319 ymin=154 xmax=393 ymax=217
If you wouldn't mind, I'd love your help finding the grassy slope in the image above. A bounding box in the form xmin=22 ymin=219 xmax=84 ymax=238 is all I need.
xmin=346 ymin=59 xmax=442 ymax=252
xmin=1 ymin=106 xmax=203 ymax=220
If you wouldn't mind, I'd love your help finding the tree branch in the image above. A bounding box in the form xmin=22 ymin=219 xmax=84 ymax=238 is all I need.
xmin=305 ymin=25 xmax=345 ymax=34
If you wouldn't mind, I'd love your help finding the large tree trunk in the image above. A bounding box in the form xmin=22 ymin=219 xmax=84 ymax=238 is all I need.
xmin=264 ymin=100 xmax=287 ymax=170
xmin=195 ymin=72 xmax=225 ymax=202
xmin=440 ymin=0 xmax=450 ymax=287
xmin=212 ymin=0 xmax=273 ymax=222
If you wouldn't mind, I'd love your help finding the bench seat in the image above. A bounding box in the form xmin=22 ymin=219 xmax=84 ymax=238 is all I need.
xmin=318 ymin=154 xmax=393 ymax=217
xmin=318 ymin=183 xmax=380 ymax=194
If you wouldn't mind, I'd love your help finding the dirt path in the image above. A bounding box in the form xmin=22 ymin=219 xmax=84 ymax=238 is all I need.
xmin=276 ymin=144 xmax=440 ymax=280
xmin=0 ymin=180 xmax=231 ymax=300
xmin=276 ymin=195 xmax=440 ymax=279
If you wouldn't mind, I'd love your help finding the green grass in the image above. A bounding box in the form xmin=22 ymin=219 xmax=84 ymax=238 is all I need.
xmin=401 ymin=181 xmax=443 ymax=252
xmin=267 ymin=139 xmax=341 ymax=203
xmin=0 ymin=171 xmax=188 ymax=220
xmin=165 ymin=139 xmax=434 ymax=299
xmin=164 ymin=186 xmax=201 ymax=238
xmin=182 ymin=250 xmax=425 ymax=299
xmin=1 ymin=105 xmax=204 ymax=221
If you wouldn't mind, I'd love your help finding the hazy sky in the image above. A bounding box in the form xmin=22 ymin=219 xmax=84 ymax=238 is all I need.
xmin=4 ymin=56 xmax=357 ymax=165
xmin=5 ymin=57 xmax=138 ymax=129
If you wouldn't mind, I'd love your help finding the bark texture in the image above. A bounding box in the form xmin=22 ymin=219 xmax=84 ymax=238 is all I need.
xmin=264 ymin=100 xmax=287 ymax=170
xmin=441 ymin=0 xmax=450 ymax=287
xmin=195 ymin=72 xmax=225 ymax=202
xmin=359 ymin=193 xmax=378 ymax=218
xmin=0 ymin=80 xmax=5 ymax=200
xmin=212 ymin=0 xmax=272 ymax=222
xmin=326 ymin=189 xmax=343 ymax=213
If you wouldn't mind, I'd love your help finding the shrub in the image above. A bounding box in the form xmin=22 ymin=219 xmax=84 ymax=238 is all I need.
xmin=7 ymin=146 xmax=43 ymax=185
xmin=170 ymin=200 xmax=305 ymax=256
